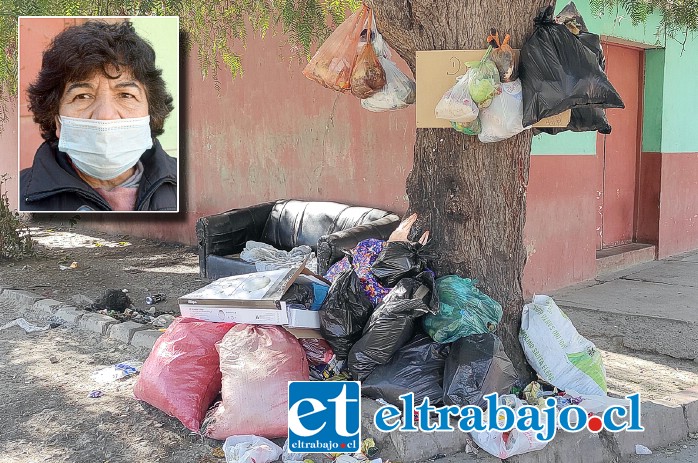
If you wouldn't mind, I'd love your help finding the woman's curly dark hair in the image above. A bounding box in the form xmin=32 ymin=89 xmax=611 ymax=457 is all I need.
xmin=27 ymin=20 xmax=174 ymax=143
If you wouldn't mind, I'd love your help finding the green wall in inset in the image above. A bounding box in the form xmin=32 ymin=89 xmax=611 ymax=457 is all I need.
xmin=131 ymin=17 xmax=179 ymax=159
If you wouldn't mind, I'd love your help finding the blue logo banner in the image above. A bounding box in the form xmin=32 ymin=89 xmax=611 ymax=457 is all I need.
xmin=288 ymin=381 xmax=361 ymax=453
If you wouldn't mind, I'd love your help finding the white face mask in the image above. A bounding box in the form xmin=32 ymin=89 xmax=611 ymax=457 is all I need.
xmin=57 ymin=115 xmax=153 ymax=180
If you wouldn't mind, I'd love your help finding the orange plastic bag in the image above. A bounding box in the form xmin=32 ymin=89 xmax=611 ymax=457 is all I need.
xmin=303 ymin=6 xmax=370 ymax=92
xmin=350 ymin=12 xmax=386 ymax=99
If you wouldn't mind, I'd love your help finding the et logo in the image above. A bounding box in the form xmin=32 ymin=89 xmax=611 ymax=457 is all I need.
xmin=287 ymin=381 xmax=361 ymax=453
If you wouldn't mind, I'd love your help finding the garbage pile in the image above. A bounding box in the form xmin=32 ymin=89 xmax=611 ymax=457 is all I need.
xmin=129 ymin=5 xmax=628 ymax=456
xmin=85 ymin=288 xmax=175 ymax=327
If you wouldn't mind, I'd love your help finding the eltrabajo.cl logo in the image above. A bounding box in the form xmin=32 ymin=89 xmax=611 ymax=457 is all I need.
xmin=287 ymin=381 xmax=361 ymax=453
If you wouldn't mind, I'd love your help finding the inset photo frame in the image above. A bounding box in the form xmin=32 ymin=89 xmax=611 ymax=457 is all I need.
xmin=18 ymin=16 xmax=179 ymax=213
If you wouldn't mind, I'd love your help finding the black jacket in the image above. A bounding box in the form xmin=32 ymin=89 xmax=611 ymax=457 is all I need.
xmin=20 ymin=139 xmax=177 ymax=212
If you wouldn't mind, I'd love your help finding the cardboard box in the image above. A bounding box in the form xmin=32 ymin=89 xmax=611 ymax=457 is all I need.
xmin=415 ymin=49 xmax=571 ymax=128
xmin=178 ymin=264 xmax=328 ymax=329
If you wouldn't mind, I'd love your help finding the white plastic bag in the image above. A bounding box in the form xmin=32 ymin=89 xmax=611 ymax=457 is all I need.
xmin=280 ymin=439 xmax=307 ymax=463
xmin=478 ymin=79 xmax=527 ymax=143
xmin=223 ymin=435 xmax=282 ymax=463
xmin=361 ymin=32 xmax=415 ymax=112
xmin=435 ymin=73 xmax=479 ymax=123
xmin=519 ymin=295 xmax=607 ymax=396
xmin=470 ymin=394 xmax=549 ymax=459
xmin=203 ymin=325 xmax=309 ymax=440
xmin=564 ymin=389 xmax=631 ymax=414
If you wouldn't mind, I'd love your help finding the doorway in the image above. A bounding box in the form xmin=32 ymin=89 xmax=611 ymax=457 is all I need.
xmin=596 ymin=43 xmax=645 ymax=250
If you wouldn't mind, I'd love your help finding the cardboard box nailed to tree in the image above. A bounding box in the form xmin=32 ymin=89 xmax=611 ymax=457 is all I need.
xmin=416 ymin=49 xmax=571 ymax=128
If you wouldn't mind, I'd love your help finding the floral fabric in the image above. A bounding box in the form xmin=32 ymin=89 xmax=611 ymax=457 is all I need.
xmin=324 ymin=239 xmax=391 ymax=306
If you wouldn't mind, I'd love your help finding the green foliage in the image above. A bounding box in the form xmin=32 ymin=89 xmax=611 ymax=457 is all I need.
xmin=0 ymin=174 xmax=33 ymax=260
xmin=590 ymin=0 xmax=698 ymax=41
xmin=0 ymin=0 xmax=695 ymax=131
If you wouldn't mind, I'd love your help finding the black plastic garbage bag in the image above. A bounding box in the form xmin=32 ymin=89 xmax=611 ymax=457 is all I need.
xmin=534 ymin=105 xmax=611 ymax=135
xmin=520 ymin=6 xmax=624 ymax=127
xmin=443 ymin=333 xmax=518 ymax=409
xmin=371 ymin=241 xmax=436 ymax=287
xmin=348 ymin=272 xmax=438 ymax=380
xmin=281 ymin=283 xmax=314 ymax=309
xmin=555 ymin=1 xmax=588 ymax=35
xmin=535 ymin=8 xmax=612 ymax=135
xmin=362 ymin=332 xmax=450 ymax=406
xmin=319 ymin=268 xmax=374 ymax=360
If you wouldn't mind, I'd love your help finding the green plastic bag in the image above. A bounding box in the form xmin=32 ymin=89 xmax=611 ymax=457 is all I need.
xmin=466 ymin=47 xmax=501 ymax=109
xmin=451 ymin=118 xmax=481 ymax=135
xmin=423 ymin=276 xmax=503 ymax=343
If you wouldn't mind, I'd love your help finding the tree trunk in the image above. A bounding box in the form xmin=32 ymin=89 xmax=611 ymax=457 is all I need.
xmin=368 ymin=0 xmax=554 ymax=381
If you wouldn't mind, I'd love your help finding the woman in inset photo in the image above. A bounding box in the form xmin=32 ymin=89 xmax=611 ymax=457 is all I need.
xmin=19 ymin=18 xmax=178 ymax=212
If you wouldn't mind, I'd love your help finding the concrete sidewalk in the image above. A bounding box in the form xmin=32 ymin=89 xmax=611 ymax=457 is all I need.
xmin=553 ymin=249 xmax=698 ymax=361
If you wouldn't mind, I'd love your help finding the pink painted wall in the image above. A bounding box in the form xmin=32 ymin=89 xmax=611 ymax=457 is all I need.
xmin=522 ymin=155 xmax=598 ymax=296
xmin=1 ymin=107 xmax=19 ymax=209
xmin=657 ymin=153 xmax=698 ymax=258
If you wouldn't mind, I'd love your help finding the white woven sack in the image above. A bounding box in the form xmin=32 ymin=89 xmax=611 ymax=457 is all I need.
xmin=519 ymin=295 xmax=607 ymax=396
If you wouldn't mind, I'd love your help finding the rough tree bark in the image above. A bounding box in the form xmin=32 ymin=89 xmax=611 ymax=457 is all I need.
xmin=368 ymin=0 xmax=555 ymax=381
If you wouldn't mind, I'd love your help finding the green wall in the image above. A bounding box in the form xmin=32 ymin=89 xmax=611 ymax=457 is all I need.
xmin=531 ymin=2 xmax=698 ymax=155
xmin=131 ymin=17 xmax=179 ymax=158
xmin=642 ymin=49 xmax=665 ymax=153
xmin=657 ymin=40 xmax=698 ymax=153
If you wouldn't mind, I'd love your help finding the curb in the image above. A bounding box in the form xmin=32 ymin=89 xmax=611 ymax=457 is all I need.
xmin=1 ymin=289 xmax=163 ymax=351
xmin=2 ymin=289 xmax=697 ymax=462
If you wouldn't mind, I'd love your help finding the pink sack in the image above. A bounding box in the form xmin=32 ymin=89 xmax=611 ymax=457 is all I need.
xmin=133 ymin=318 xmax=235 ymax=432
xmin=204 ymin=325 xmax=309 ymax=440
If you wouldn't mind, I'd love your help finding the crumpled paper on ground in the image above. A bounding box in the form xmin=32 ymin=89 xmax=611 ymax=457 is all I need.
xmin=0 ymin=318 xmax=51 ymax=333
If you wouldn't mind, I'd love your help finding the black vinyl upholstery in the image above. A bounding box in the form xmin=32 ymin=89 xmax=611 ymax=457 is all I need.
xmin=196 ymin=199 xmax=400 ymax=279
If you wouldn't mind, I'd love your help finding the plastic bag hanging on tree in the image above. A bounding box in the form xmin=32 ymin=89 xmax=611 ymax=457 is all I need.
xmin=478 ymin=79 xmax=526 ymax=143
xmin=466 ymin=47 xmax=501 ymax=109
xmin=488 ymin=29 xmax=517 ymax=82
xmin=361 ymin=31 xmax=416 ymax=112
xmin=555 ymin=1 xmax=588 ymax=35
xmin=435 ymin=74 xmax=479 ymax=123
xmin=535 ymin=3 xmax=612 ymax=135
xmin=519 ymin=6 xmax=624 ymax=127
xmin=350 ymin=11 xmax=386 ymax=99
xmin=451 ymin=118 xmax=481 ymax=135
xmin=302 ymin=6 xmax=369 ymax=92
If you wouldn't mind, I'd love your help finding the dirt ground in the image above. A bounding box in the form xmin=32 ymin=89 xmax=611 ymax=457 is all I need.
xmin=0 ymin=296 xmax=224 ymax=463
xmin=2 ymin=221 xmax=698 ymax=462
xmin=1 ymin=221 xmax=205 ymax=316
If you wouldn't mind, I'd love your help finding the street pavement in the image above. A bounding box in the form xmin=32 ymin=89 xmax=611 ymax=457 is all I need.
xmin=630 ymin=436 xmax=698 ymax=463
